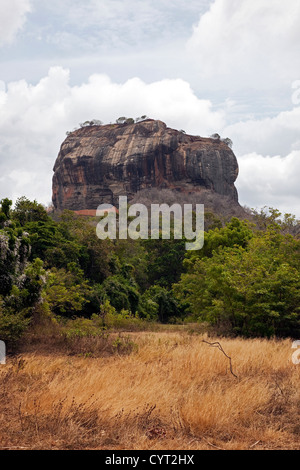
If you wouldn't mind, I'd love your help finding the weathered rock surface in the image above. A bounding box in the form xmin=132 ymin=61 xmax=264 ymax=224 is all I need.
xmin=52 ymin=119 xmax=240 ymax=212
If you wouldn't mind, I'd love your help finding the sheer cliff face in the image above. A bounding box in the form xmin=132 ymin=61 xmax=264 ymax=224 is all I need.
xmin=52 ymin=120 xmax=239 ymax=211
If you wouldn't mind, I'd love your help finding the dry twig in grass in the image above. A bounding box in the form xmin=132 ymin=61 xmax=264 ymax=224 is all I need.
xmin=249 ymin=440 xmax=261 ymax=449
xmin=201 ymin=340 xmax=238 ymax=378
xmin=201 ymin=437 xmax=226 ymax=451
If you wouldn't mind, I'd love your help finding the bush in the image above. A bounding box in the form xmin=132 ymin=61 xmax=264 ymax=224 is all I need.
xmin=59 ymin=315 xmax=138 ymax=356
xmin=139 ymin=285 xmax=184 ymax=323
xmin=175 ymin=227 xmax=300 ymax=338
xmin=0 ymin=305 xmax=31 ymax=345
xmin=101 ymin=275 xmax=140 ymax=313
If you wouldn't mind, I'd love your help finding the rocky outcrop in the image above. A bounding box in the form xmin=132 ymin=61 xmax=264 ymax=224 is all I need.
xmin=52 ymin=119 xmax=240 ymax=212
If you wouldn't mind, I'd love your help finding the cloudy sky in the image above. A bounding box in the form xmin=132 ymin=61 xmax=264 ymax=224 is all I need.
xmin=0 ymin=0 xmax=300 ymax=216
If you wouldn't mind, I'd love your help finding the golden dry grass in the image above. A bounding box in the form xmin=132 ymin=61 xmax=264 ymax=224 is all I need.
xmin=1 ymin=331 xmax=300 ymax=450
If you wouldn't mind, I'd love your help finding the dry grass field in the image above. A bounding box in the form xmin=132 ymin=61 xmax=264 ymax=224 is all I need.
xmin=1 ymin=330 xmax=300 ymax=450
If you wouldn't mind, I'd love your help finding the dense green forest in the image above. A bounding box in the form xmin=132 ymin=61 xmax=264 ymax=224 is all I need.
xmin=1 ymin=197 xmax=300 ymax=347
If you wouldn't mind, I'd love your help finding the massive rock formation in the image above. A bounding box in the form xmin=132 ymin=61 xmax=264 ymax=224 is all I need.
xmin=52 ymin=119 xmax=241 ymax=214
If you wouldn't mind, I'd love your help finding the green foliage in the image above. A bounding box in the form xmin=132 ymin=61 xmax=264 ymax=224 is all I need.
xmin=210 ymin=134 xmax=233 ymax=148
xmin=61 ymin=316 xmax=107 ymax=339
xmin=135 ymin=115 xmax=149 ymax=123
xmin=101 ymin=275 xmax=140 ymax=314
xmin=44 ymin=266 xmax=91 ymax=316
xmin=2 ymin=193 xmax=300 ymax=341
xmin=210 ymin=133 xmax=220 ymax=140
xmin=185 ymin=217 xmax=253 ymax=265
xmin=139 ymin=285 xmax=184 ymax=323
xmin=175 ymin=228 xmax=300 ymax=337
xmin=17 ymin=209 xmax=112 ymax=282
xmin=0 ymin=198 xmax=13 ymax=224
xmin=79 ymin=119 xmax=103 ymax=128
xmin=0 ymin=303 xmax=31 ymax=344
xmin=7 ymin=258 xmax=45 ymax=309
xmin=221 ymin=137 xmax=233 ymax=148
xmin=116 ymin=116 xmax=135 ymax=125
xmin=12 ymin=197 xmax=48 ymax=225
xmin=27 ymin=221 xmax=83 ymax=267
xmin=57 ymin=211 xmax=112 ymax=282
xmin=144 ymin=238 xmax=186 ymax=288
xmin=250 ymin=206 xmax=299 ymax=235
xmin=0 ymin=246 xmax=45 ymax=345
xmin=0 ymin=229 xmax=30 ymax=296
xmin=204 ymin=211 xmax=223 ymax=232
xmin=112 ymin=239 xmax=149 ymax=290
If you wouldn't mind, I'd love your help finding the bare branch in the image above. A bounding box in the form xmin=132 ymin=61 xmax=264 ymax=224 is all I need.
xmin=201 ymin=340 xmax=238 ymax=378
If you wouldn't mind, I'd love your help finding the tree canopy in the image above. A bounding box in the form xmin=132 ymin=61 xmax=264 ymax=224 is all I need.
xmin=1 ymin=197 xmax=300 ymax=344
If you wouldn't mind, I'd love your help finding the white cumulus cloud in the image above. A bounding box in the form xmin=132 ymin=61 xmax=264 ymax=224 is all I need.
xmin=222 ymin=103 xmax=300 ymax=217
xmin=1 ymin=66 xmax=299 ymax=216
xmin=0 ymin=67 xmax=225 ymax=206
xmin=223 ymin=106 xmax=300 ymax=156
xmin=237 ymin=151 xmax=300 ymax=217
xmin=187 ymin=0 xmax=300 ymax=90
xmin=0 ymin=0 xmax=31 ymax=46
